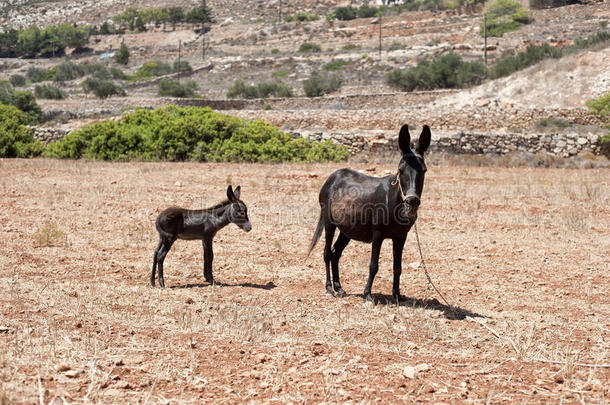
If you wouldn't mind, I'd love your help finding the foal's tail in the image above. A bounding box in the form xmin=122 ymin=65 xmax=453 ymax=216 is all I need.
xmin=306 ymin=212 xmax=324 ymax=258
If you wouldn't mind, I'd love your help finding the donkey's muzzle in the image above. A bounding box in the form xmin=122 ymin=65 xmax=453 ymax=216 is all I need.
xmin=405 ymin=195 xmax=420 ymax=207
xmin=241 ymin=221 xmax=252 ymax=232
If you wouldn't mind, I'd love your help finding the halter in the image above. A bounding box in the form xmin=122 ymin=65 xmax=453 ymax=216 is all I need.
xmin=391 ymin=152 xmax=424 ymax=202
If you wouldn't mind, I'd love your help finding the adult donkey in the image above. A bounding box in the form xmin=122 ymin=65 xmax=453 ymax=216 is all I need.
xmin=307 ymin=125 xmax=431 ymax=302
xmin=151 ymin=185 xmax=251 ymax=288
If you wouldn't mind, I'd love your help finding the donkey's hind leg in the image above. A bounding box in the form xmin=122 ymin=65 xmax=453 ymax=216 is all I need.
xmin=331 ymin=232 xmax=350 ymax=296
xmin=157 ymin=237 xmax=175 ymax=289
xmin=151 ymin=239 xmax=162 ymax=287
xmin=323 ymin=223 xmax=336 ymax=296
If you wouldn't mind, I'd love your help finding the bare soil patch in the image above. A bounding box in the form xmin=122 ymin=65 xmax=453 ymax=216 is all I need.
xmin=0 ymin=159 xmax=608 ymax=402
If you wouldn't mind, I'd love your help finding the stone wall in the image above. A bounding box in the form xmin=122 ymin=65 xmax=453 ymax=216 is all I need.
xmin=301 ymin=130 xmax=604 ymax=157
xmin=29 ymin=127 xmax=70 ymax=143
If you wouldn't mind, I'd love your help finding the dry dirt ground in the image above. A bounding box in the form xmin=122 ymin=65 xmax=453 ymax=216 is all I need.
xmin=0 ymin=158 xmax=608 ymax=403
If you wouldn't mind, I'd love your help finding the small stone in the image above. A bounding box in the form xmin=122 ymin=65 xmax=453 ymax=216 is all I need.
xmin=65 ymin=369 xmax=82 ymax=378
xmin=174 ymin=181 xmax=182 ymax=187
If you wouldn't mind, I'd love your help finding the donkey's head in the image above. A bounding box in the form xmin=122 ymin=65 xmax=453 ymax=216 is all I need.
xmin=227 ymin=185 xmax=252 ymax=232
xmin=396 ymin=125 xmax=431 ymax=218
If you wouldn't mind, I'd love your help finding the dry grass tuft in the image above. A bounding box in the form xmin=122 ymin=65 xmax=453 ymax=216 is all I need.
xmin=33 ymin=220 xmax=67 ymax=247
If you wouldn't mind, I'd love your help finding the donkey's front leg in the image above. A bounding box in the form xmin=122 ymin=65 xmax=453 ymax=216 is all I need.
xmin=203 ymin=238 xmax=214 ymax=284
xmin=364 ymin=232 xmax=383 ymax=302
xmin=392 ymin=235 xmax=406 ymax=301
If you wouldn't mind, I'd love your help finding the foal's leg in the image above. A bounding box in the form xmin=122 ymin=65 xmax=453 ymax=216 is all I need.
xmin=203 ymin=237 xmax=214 ymax=284
xmin=392 ymin=235 xmax=406 ymax=300
xmin=151 ymin=239 xmax=162 ymax=287
xmin=364 ymin=232 xmax=383 ymax=302
xmin=157 ymin=237 xmax=175 ymax=289
xmin=323 ymin=223 xmax=336 ymax=296
xmin=331 ymin=232 xmax=350 ymax=295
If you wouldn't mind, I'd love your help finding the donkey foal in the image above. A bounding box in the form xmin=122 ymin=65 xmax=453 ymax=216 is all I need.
xmin=151 ymin=185 xmax=252 ymax=288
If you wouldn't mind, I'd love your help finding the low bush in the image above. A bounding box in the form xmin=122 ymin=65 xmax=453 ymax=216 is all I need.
xmin=386 ymin=53 xmax=487 ymax=91
xmin=131 ymin=60 xmax=172 ymax=81
xmin=110 ymin=67 xmax=128 ymax=80
xmin=9 ymin=74 xmax=26 ymax=87
xmin=26 ymin=67 xmax=50 ymax=83
xmin=303 ymin=71 xmax=342 ymax=97
xmin=0 ymin=104 xmax=45 ymax=158
xmin=53 ymin=62 xmax=85 ymax=82
xmin=298 ymin=42 xmax=321 ymax=53
xmin=323 ymin=59 xmax=349 ymax=71
xmin=158 ymin=78 xmax=198 ymax=97
xmin=535 ymin=117 xmax=571 ymax=129
xmin=45 ymin=106 xmax=348 ymax=162
xmin=285 ymin=12 xmax=319 ymax=22
xmin=81 ymin=62 xmax=112 ymax=80
xmin=81 ymin=78 xmax=126 ymax=98
xmin=227 ymin=79 xmax=294 ymax=99
xmin=173 ymin=59 xmax=192 ymax=73
xmin=490 ymin=43 xmax=561 ymax=78
xmin=482 ymin=0 xmax=531 ymax=37
xmin=586 ymin=92 xmax=610 ymax=120
xmin=34 ymin=84 xmax=67 ymax=100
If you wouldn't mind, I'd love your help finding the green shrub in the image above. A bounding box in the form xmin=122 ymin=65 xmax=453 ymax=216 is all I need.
xmin=303 ymin=71 xmax=342 ymax=97
xmin=386 ymin=53 xmax=487 ymax=91
xmin=491 ymin=43 xmax=561 ymax=78
xmin=82 ymin=78 xmax=126 ymax=98
xmin=53 ymin=61 xmax=85 ymax=82
xmin=357 ymin=5 xmax=379 ymax=18
xmin=110 ymin=67 xmax=128 ymax=80
xmin=158 ymin=78 xmax=198 ymax=97
xmin=227 ymin=79 xmax=294 ymax=99
xmin=26 ymin=67 xmax=49 ymax=83
xmin=298 ymin=42 xmax=321 ymax=53
xmin=334 ymin=6 xmax=358 ymax=21
xmin=286 ymin=12 xmax=319 ymax=22
xmin=271 ymin=48 xmax=280 ymax=54
xmin=81 ymin=62 xmax=112 ymax=79
xmin=586 ymin=92 xmax=610 ymax=120
xmin=272 ymin=70 xmax=287 ymax=79
xmin=0 ymin=104 xmax=45 ymax=158
xmin=323 ymin=59 xmax=349 ymax=71
xmin=116 ymin=42 xmax=130 ymax=65
xmin=482 ymin=0 xmax=531 ymax=37
xmin=342 ymin=43 xmax=360 ymax=51
xmin=9 ymin=74 xmax=26 ymax=88
xmin=34 ymin=84 xmax=67 ymax=100
xmin=45 ymin=106 xmax=348 ymax=162
xmin=132 ymin=60 xmax=172 ymax=81
xmin=536 ymin=117 xmax=571 ymax=129
xmin=0 ymin=82 xmax=42 ymax=123
xmin=173 ymin=59 xmax=192 ymax=73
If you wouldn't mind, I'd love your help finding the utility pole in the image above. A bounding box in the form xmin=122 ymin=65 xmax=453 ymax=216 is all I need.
xmin=483 ymin=12 xmax=487 ymax=65
xmin=279 ymin=0 xmax=282 ymax=22
xmin=378 ymin=13 xmax=382 ymax=57
xmin=178 ymin=40 xmax=181 ymax=79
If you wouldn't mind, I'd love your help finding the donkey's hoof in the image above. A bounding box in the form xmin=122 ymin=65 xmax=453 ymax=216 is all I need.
xmin=326 ymin=288 xmax=335 ymax=297
xmin=364 ymin=293 xmax=374 ymax=303
xmin=335 ymin=287 xmax=346 ymax=297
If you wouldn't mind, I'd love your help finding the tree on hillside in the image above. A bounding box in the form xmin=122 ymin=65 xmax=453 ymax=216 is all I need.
xmin=165 ymin=7 xmax=185 ymax=31
xmin=186 ymin=1 xmax=214 ymax=28
xmin=116 ymin=41 xmax=130 ymax=65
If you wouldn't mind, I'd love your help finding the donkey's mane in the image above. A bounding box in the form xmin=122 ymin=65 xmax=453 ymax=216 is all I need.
xmin=202 ymin=199 xmax=232 ymax=213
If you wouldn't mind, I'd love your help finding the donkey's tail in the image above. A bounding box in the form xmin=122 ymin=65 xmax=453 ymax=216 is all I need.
xmin=306 ymin=212 xmax=324 ymax=258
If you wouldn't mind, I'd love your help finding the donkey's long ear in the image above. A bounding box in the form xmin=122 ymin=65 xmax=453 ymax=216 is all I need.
xmin=233 ymin=185 xmax=241 ymax=200
xmin=227 ymin=185 xmax=237 ymax=202
xmin=398 ymin=125 xmax=411 ymax=154
xmin=416 ymin=125 xmax=431 ymax=155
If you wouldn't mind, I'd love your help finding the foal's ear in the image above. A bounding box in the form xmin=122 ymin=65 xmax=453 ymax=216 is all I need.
xmin=416 ymin=125 xmax=431 ymax=155
xmin=398 ymin=125 xmax=411 ymax=154
xmin=227 ymin=185 xmax=237 ymax=203
xmin=233 ymin=185 xmax=241 ymax=200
